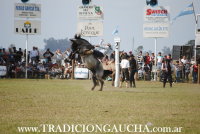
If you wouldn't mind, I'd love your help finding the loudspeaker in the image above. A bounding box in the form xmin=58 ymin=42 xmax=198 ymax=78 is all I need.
xmin=182 ymin=45 xmax=193 ymax=59
xmin=172 ymin=45 xmax=181 ymax=60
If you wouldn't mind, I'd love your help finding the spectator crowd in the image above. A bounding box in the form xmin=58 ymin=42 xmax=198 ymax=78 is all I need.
xmin=0 ymin=45 xmax=199 ymax=86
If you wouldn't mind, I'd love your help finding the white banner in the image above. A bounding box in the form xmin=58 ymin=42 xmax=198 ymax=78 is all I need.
xmin=77 ymin=5 xmax=103 ymax=20
xmin=14 ymin=3 xmax=41 ymax=18
xmin=143 ymin=23 xmax=169 ymax=38
xmin=74 ymin=68 xmax=89 ymax=79
xmin=0 ymin=66 xmax=7 ymax=76
xmin=77 ymin=21 xmax=103 ymax=37
xmin=14 ymin=20 xmax=41 ymax=35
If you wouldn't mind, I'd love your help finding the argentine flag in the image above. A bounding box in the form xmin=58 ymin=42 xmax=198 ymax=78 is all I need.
xmin=172 ymin=3 xmax=194 ymax=22
xmin=112 ymin=26 xmax=119 ymax=35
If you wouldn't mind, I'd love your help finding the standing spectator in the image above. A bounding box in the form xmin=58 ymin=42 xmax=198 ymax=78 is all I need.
xmin=136 ymin=51 xmax=143 ymax=80
xmin=55 ymin=49 xmax=63 ymax=67
xmin=157 ymin=52 xmax=163 ymax=70
xmin=161 ymin=58 xmax=173 ymax=88
xmin=150 ymin=52 xmax=155 ymax=80
xmin=0 ymin=49 xmax=5 ymax=65
xmin=129 ymin=54 xmax=137 ymax=88
xmin=144 ymin=52 xmax=151 ymax=65
xmin=137 ymin=51 xmax=143 ymax=68
xmin=120 ymin=55 xmax=130 ymax=88
xmin=35 ymin=47 xmax=40 ymax=63
xmin=30 ymin=47 xmax=39 ymax=64
xmin=175 ymin=61 xmax=181 ymax=82
xmin=192 ymin=62 xmax=198 ymax=83
xmin=185 ymin=61 xmax=191 ymax=82
xmin=63 ymin=48 xmax=71 ymax=63
xmin=157 ymin=52 xmax=163 ymax=81
xmin=8 ymin=48 xmax=15 ymax=64
xmin=43 ymin=48 xmax=54 ymax=63
xmin=16 ymin=48 xmax=23 ymax=63
xmin=181 ymin=56 xmax=188 ymax=79
xmin=2 ymin=48 xmax=8 ymax=64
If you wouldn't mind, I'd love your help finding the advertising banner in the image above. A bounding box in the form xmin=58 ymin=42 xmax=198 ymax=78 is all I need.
xmin=77 ymin=5 xmax=103 ymax=20
xmin=77 ymin=21 xmax=103 ymax=36
xmin=0 ymin=66 xmax=7 ymax=76
xmin=143 ymin=6 xmax=170 ymax=38
xmin=74 ymin=68 xmax=89 ymax=79
xmin=14 ymin=3 xmax=41 ymax=18
xmin=14 ymin=20 xmax=41 ymax=35
xmin=143 ymin=23 xmax=169 ymax=38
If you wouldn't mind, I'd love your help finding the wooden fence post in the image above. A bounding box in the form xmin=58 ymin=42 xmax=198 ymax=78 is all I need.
xmin=71 ymin=59 xmax=75 ymax=79
xmin=198 ymin=64 xmax=200 ymax=84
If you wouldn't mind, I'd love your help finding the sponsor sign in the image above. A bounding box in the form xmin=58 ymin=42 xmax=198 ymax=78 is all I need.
xmin=143 ymin=23 xmax=169 ymax=38
xmin=77 ymin=5 xmax=103 ymax=20
xmin=143 ymin=6 xmax=170 ymax=38
xmin=144 ymin=6 xmax=170 ymax=23
xmin=77 ymin=21 xmax=103 ymax=36
xmin=0 ymin=66 xmax=7 ymax=76
xmin=14 ymin=20 xmax=41 ymax=35
xmin=14 ymin=3 xmax=41 ymax=18
xmin=74 ymin=68 xmax=89 ymax=79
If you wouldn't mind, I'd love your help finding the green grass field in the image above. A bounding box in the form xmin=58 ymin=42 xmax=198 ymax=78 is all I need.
xmin=0 ymin=79 xmax=200 ymax=134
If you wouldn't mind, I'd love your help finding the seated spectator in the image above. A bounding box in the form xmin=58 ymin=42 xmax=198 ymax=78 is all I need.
xmin=37 ymin=62 xmax=47 ymax=78
xmin=63 ymin=63 xmax=72 ymax=79
xmin=49 ymin=64 xmax=62 ymax=78
xmin=27 ymin=63 xmax=34 ymax=78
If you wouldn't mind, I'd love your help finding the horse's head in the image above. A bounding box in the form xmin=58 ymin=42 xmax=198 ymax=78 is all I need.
xmin=70 ymin=34 xmax=95 ymax=54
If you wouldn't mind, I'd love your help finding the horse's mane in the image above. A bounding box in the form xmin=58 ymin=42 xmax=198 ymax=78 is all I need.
xmin=70 ymin=34 xmax=103 ymax=59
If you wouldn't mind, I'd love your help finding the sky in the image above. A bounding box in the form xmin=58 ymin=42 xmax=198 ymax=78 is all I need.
xmin=0 ymin=0 xmax=199 ymax=52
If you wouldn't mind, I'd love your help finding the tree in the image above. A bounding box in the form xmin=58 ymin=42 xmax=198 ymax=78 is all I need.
xmin=43 ymin=37 xmax=71 ymax=52
xmin=162 ymin=46 xmax=172 ymax=56
xmin=134 ymin=45 xmax=144 ymax=54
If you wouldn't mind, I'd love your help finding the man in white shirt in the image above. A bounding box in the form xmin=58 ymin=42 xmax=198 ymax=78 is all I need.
xmin=181 ymin=55 xmax=188 ymax=79
xmin=120 ymin=55 xmax=130 ymax=88
xmin=30 ymin=47 xmax=39 ymax=64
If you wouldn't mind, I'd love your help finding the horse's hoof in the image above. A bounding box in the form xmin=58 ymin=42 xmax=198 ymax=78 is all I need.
xmin=98 ymin=89 xmax=103 ymax=91
xmin=91 ymin=88 xmax=95 ymax=91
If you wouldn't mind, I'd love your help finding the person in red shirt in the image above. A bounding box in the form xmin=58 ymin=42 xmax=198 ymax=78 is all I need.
xmin=144 ymin=52 xmax=151 ymax=65
xmin=192 ymin=63 xmax=198 ymax=83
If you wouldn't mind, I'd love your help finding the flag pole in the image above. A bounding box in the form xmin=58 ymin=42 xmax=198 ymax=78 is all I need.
xmin=192 ymin=2 xmax=197 ymax=24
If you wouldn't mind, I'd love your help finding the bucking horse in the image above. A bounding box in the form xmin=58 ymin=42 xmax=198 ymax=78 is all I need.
xmin=70 ymin=34 xmax=105 ymax=91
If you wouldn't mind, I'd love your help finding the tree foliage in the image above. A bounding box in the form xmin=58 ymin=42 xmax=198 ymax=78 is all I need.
xmin=162 ymin=46 xmax=172 ymax=56
xmin=134 ymin=45 xmax=144 ymax=54
xmin=43 ymin=37 xmax=71 ymax=51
